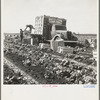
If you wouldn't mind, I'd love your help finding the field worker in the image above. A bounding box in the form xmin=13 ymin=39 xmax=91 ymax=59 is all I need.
xmin=20 ymin=29 xmax=23 ymax=43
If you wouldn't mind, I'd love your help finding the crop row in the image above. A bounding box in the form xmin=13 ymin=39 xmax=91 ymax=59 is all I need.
xmin=4 ymin=41 xmax=97 ymax=84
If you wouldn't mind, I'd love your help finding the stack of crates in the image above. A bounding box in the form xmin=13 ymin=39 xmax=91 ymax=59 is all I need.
xmin=93 ymin=50 xmax=97 ymax=61
xmin=50 ymin=38 xmax=64 ymax=51
xmin=39 ymin=43 xmax=50 ymax=49
xmin=23 ymin=38 xmax=31 ymax=44
xmin=57 ymin=46 xmax=73 ymax=54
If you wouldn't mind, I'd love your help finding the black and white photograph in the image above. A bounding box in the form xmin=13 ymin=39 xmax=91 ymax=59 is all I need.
xmin=2 ymin=0 xmax=99 ymax=100
xmin=3 ymin=0 xmax=98 ymax=85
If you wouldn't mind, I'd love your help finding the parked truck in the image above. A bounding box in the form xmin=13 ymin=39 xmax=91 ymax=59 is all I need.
xmin=32 ymin=15 xmax=77 ymax=43
xmin=22 ymin=15 xmax=78 ymax=45
xmin=34 ymin=15 xmax=67 ymax=40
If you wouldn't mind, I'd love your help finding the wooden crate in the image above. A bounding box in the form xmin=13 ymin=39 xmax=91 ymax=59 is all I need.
xmin=57 ymin=46 xmax=73 ymax=54
xmin=39 ymin=43 xmax=50 ymax=49
xmin=93 ymin=50 xmax=97 ymax=61
xmin=23 ymin=38 xmax=31 ymax=44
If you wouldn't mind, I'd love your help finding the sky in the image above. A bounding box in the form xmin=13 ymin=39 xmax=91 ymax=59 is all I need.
xmin=3 ymin=0 xmax=98 ymax=34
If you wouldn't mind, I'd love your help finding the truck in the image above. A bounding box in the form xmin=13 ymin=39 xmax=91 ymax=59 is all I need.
xmin=23 ymin=15 xmax=78 ymax=45
xmin=32 ymin=15 xmax=68 ymax=42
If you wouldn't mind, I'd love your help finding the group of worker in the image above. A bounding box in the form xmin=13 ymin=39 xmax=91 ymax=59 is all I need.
xmin=20 ymin=28 xmax=40 ymax=45
xmin=20 ymin=25 xmax=34 ymax=43
xmin=20 ymin=28 xmax=46 ymax=44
